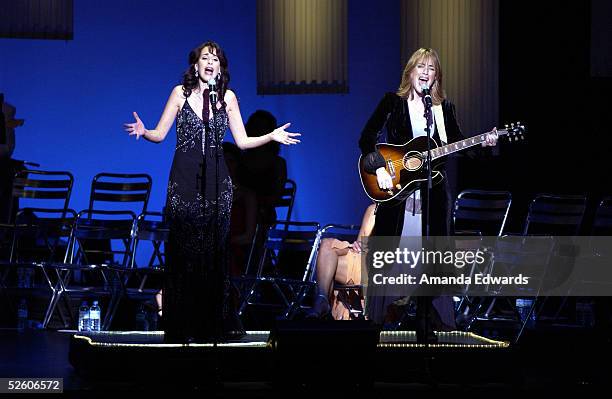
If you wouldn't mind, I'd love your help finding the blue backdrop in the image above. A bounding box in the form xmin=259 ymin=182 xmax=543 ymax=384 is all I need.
xmin=0 ymin=0 xmax=401 ymax=226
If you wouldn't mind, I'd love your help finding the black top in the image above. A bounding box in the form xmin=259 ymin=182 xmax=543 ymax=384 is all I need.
xmin=358 ymin=92 xmax=464 ymax=173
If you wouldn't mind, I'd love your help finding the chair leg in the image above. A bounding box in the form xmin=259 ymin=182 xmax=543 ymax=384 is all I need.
xmin=42 ymin=290 xmax=60 ymax=328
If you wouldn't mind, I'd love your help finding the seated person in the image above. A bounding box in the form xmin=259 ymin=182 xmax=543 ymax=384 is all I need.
xmin=241 ymin=110 xmax=288 ymax=225
xmin=307 ymin=204 xmax=376 ymax=319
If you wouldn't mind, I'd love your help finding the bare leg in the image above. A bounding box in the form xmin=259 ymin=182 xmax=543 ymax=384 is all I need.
xmin=307 ymin=239 xmax=349 ymax=318
xmin=155 ymin=289 xmax=163 ymax=317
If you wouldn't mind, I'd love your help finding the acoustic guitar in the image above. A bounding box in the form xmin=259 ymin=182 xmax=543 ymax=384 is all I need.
xmin=358 ymin=123 xmax=525 ymax=202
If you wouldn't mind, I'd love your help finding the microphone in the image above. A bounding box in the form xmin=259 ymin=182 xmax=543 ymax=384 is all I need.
xmin=421 ymin=83 xmax=432 ymax=107
xmin=208 ymin=78 xmax=218 ymax=108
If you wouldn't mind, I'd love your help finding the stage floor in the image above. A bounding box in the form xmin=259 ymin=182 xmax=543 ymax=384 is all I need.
xmin=0 ymin=326 xmax=608 ymax=393
xmin=68 ymin=329 xmax=510 ymax=348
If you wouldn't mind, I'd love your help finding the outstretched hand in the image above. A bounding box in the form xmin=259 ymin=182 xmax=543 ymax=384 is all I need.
xmin=124 ymin=112 xmax=146 ymax=140
xmin=270 ymin=123 xmax=301 ymax=145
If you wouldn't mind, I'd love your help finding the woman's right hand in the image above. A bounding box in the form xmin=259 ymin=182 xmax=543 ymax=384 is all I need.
xmin=124 ymin=111 xmax=146 ymax=140
xmin=375 ymin=167 xmax=393 ymax=190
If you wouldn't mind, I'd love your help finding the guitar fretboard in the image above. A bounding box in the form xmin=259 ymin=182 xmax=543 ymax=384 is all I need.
xmin=428 ymin=129 xmax=509 ymax=160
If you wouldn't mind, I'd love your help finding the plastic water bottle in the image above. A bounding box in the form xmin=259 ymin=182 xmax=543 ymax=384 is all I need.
xmin=135 ymin=304 xmax=149 ymax=331
xmin=17 ymin=299 xmax=28 ymax=331
xmin=78 ymin=301 xmax=90 ymax=332
xmin=89 ymin=301 xmax=101 ymax=332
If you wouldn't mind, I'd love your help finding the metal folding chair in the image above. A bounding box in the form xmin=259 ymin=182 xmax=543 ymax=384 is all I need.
xmin=0 ymin=169 xmax=75 ymax=329
xmin=43 ymin=173 xmax=152 ymax=330
xmin=237 ymin=220 xmax=321 ymax=327
xmin=451 ymin=190 xmax=512 ymax=329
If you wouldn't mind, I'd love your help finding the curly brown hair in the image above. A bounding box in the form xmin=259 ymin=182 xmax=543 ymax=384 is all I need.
xmin=181 ymin=41 xmax=230 ymax=110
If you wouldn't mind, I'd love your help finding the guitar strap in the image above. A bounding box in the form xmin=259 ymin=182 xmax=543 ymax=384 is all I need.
xmin=432 ymin=104 xmax=447 ymax=144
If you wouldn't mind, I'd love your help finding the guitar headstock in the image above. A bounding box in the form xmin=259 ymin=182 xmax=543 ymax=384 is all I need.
xmin=503 ymin=121 xmax=526 ymax=142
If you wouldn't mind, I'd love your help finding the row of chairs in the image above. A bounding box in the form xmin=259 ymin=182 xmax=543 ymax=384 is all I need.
xmin=0 ymin=169 xmax=298 ymax=330
xmin=451 ymin=190 xmax=612 ymax=341
xmin=453 ymin=189 xmax=612 ymax=237
xmin=2 ymin=170 xmax=610 ymax=333
xmin=0 ymin=170 xmax=164 ymax=329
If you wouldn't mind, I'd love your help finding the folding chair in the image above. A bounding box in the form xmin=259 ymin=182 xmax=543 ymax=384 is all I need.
xmin=43 ymin=173 xmax=152 ymax=330
xmin=42 ymin=209 xmax=137 ymax=329
xmin=555 ymin=197 xmax=612 ymax=326
xmin=122 ymin=211 xmax=168 ymax=320
xmin=451 ymin=190 xmax=512 ymax=328
xmin=452 ymin=189 xmax=512 ymax=236
xmin=0 ymin=170 xmax=75 ymax=329
xmin=522 ymin=193 xmax=587 ymax=324
xmin=486 ymin=234 xmax=556 ymax=343
xmin=237 ymin=221 xmax=320 ymax=327
xmin=318 ymin=223 xmax=365 ymax=320
xmin=523 ymin=193 xmax=586 ymax=236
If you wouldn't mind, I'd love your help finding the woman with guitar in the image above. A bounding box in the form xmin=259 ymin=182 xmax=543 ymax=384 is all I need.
xmin=358 ymin=48 xmax=498 ymax=343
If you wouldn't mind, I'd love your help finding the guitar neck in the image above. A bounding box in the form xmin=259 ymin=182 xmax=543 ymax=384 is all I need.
xmin=430 ymin=129 xmax=508 ymax=160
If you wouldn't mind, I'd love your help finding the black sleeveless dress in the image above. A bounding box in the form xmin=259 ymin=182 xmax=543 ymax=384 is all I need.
xmin=163 ymin=99 xmax=236 ymax=342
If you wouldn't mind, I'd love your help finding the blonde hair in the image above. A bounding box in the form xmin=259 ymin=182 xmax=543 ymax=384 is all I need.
xmin=396 ymin=48 xmax=445 ymax=105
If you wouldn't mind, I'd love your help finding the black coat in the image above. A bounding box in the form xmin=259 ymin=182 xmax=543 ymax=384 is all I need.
xmin=358 ymin=92 xmax=465 ymax=237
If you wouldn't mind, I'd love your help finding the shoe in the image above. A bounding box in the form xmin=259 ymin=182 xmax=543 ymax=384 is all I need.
xmin=304 ymin=294 xmax=331 ymax=319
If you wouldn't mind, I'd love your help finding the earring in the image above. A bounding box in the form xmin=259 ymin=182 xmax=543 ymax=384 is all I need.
xmin=195 ymin=70 xmax=199 ymax=77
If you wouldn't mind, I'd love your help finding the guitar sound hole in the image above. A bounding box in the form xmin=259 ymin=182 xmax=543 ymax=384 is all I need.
xmin=403 ymin=155 xmax=423 ymax=171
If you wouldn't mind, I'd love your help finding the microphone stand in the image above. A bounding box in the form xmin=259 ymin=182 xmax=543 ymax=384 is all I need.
xmin=204 ymin=81 xmax=222 ymax=388
xmin=422 ymin=90 xmax=433 ymax=347
xmin=210 ymin=86 xmax=221 ymax=346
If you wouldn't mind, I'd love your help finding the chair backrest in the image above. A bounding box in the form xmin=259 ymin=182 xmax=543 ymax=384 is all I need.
xmin=11 ymin=169 xmax=74 ymax=218
xmin=89 ymin=173 xmax=152 ymax=214
xmin=246 ymin=220 xmax=320 ymax=282
xmin=274 ymin=179 xmax=296 ymax=222
xmin=68 ymin=209 xmax=136 ymax=267
xmin=130 ymin=211 xmax=169 ymax=269
xmin=10 ymin=208 xmax=77 ymax=263
xmin=452 ymin=189 xmax=512 ymax=236
xmin=523 ymin=194 xmax=587 ymax=236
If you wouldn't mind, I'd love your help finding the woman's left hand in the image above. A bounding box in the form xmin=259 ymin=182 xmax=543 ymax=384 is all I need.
xmin=270 ymin=123 xmax=301 ymax=145
xmin=482 ymin=127 xmax=498 ymax=146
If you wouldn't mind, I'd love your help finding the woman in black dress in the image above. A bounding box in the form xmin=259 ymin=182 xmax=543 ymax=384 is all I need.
xmin=124 ymin=41 xmax=300 ymax=342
